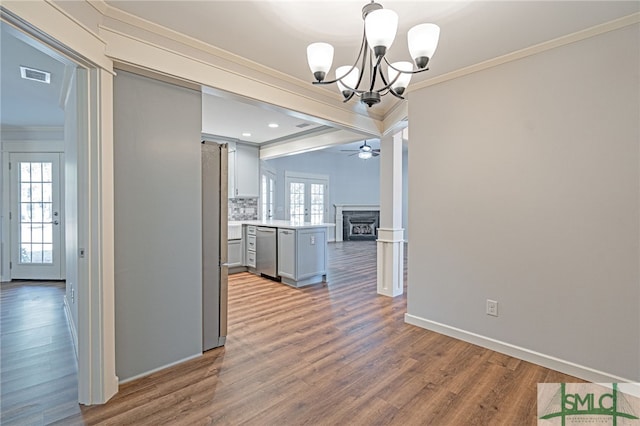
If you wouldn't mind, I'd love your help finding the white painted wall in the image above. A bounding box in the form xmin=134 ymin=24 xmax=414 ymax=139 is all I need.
xmin=113 ymin=71 xmax=203 ymax=381
xmin=407 ymin=24 xmax=639 ymax=381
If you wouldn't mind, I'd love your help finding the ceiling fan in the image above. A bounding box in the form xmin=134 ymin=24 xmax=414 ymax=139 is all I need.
xmin=341 ymin=141 xmax=380 ymax=159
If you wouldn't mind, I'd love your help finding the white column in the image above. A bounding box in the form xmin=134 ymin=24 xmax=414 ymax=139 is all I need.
xmin=377 ymin=131 xmax=404 ymax=297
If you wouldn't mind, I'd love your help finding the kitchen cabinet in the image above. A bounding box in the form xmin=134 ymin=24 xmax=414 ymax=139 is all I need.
xmin=245 ymin=225 xmax=256 ymax=269
xmin=229 ymin=142 xmax=259 ymax=198
xmin=228 ymin=239 xmax=243 ymax=268
xmin=277 ymin=227 xmax=327 ymax=287
xmin=277 ymin=228 xmax=296 ymax=280
xmin=227 ymin=144 xmax=236 ymax=199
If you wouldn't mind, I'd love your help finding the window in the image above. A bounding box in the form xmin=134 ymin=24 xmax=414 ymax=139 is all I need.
xmin=261 ymin=171 xmax=275 ymax=220
xmin=19 ymin=161 xmax=54 ymax=264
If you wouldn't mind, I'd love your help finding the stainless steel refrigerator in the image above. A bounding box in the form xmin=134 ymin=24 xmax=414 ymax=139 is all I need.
xmin=202 ymin=141 xmax=228 ymax=351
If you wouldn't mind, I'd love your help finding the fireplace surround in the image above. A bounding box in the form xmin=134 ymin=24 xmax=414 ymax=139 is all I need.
xmin=334 ymin=204 xmax=380 ymax=242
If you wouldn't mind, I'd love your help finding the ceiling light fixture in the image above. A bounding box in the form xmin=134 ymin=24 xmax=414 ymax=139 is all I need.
xmin=306 ymin=1 xmax=440 ymax=107
xmin=242 ymin=132 xmax=252 ymax=137
xmin=268 ymin=123 xmax=279 ymax=128
xmin=358 ymin=150 xmax=373 ymax=160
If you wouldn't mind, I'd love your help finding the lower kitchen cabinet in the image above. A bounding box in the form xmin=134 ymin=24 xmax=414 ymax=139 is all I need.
xmin=277 ymin=229 xmax=296 ymax=279
xmin=277 ymin=227 xmax=327 ymax=287
xmin=228 ymin=239 xmax=242 ymax=268
xmin=245 ymin=225 xmax=256 ymax=269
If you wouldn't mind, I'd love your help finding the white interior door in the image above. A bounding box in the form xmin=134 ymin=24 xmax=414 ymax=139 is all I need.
xmin=10 ymin=153 xmax=64 ymax=280
xmin=285 ymin=173 xmax=328 ymax=224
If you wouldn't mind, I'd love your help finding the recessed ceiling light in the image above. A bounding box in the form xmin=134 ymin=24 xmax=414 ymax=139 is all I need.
xmin=268 ymin=123 xmax=279 ymax=128
xmin=242 ymin=132 xmax=251 ymax=137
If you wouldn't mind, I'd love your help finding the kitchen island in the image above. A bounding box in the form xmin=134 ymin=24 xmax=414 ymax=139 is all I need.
xmin=228 ymin=220 xmax=335 ymax=287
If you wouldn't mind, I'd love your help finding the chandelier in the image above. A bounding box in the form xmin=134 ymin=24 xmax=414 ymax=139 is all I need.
xmin=306 ymin=1 xmax=440 ymax=107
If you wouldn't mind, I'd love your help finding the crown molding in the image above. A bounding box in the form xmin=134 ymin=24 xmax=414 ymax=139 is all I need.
xmin=1 ymin=126 xmax=65 ymax=141
xmin=100 ymin=25 xmax=383 ymax=137
xmin=1 ymin=1 xmax=111 ymax=71
xmin=409 ymin=12 xmax=640 ymax=94
xmin=92 ymin=0 xmax=387 ymax=123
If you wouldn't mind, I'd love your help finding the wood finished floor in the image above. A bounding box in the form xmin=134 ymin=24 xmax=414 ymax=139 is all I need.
xmin=1 ymin=241 xmax=582 ymax=425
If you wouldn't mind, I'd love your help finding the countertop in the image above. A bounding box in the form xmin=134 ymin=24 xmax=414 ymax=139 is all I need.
xmin=229 ymin=220 xmax=335 ymax=229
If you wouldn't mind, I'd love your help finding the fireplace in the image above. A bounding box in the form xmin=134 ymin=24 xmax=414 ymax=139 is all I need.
xmin=334 ymin=204 xmax=380 ymax=242
xmin=342 ymin=210 xmax=379 ymax=241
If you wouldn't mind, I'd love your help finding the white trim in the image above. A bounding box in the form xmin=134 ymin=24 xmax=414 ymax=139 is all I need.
xmin=284 ymin=171 xmax=329 ymax=181
xmin=2 ymin=141 xmax=65 ymax=152
xmin=334 ymin=204 xmax=380 ymax=242
xmin=99 ymin=26 xmax=383 ymax=137
xmin=118 ymin=353 xmax=202 ymax=385
xmin=410 ymin=13 xmax=640 ymax=94
xmin=404 ymin=313 xmax=635 ymax=384
xmin=1 ymin=2 xmax=112 ymax=71
xmin=1 ymin=154 xmax=9 ymax=282
xmin=376 ymin=227 xmax=404 ymax=243
xmin=95 ymin=0 xmax=389 ymax=122
xmin=64 ymin=295 xmax=79 ymax=360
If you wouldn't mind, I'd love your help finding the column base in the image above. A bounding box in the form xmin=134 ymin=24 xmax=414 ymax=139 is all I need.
xmin=377 ymin=228 xmax=404 ymax=297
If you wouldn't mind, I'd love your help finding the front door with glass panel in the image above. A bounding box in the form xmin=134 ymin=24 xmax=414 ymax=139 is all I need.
xmin=10 ymin=153 xmax=64 ymax=280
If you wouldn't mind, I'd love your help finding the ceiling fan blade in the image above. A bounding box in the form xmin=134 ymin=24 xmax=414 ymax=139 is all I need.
xmin=372 ymin=152 xmax=380 ymax=157
xmin=373 ymin=149 xmax=381 ymax=153
xmin=341 ymin=149 xmax=360 ymax=152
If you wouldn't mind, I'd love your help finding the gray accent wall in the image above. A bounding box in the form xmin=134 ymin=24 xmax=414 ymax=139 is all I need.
xmin=407 ymin=24 xmax=639 ymax=380
xmin=113 ymin=71 xmax=203 ymax=381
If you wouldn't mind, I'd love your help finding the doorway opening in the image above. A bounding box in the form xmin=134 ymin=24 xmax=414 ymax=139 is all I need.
xmin=0 ymin=13 xmax=109 ymax=407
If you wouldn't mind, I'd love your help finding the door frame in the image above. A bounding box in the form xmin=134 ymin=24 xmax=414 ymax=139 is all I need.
xmin=1 ymin=9 xmax=118 ymax=405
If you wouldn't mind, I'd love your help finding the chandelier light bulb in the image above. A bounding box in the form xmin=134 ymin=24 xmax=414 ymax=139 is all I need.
xmin=388 ymin=61 xmax=413 ymax=95
xmin=336 ymin=66 xmax=360 ymax=98
xmin=307 ymin=42 xmax=334 ymax=82
xmin=365 ymin=9 xmax=398 ymax=57
xmin=408 ymin=23 xmax=440 ymax=69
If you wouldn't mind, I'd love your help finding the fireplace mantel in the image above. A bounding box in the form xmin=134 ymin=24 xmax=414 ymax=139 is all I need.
xmin=334 ymin=204 xmax=380 ymax=242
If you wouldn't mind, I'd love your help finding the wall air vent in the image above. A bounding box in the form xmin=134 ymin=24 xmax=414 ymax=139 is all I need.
xmin=296 ymin=123 xmax=311 ymax=128
xmin=20 ymin=66 xmax=51 ymax=84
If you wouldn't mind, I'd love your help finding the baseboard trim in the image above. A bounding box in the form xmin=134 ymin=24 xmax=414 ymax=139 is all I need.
xmin=118 ymin=353 xmax=202 ymax=385
xmin=63 ymin=295 xmax=79 ymax=360
xmin=404 ymin=313 xmax=633 ymax=384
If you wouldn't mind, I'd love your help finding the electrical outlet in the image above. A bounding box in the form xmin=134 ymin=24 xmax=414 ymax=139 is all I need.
xmin=486 ymin=299 xmax=498 ymax=317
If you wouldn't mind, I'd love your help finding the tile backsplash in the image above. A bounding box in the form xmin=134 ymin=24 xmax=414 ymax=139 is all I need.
xmin=229 ymin=197 xmax=258 ymax=221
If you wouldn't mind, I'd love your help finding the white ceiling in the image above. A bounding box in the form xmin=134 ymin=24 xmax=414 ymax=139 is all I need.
xmin=2 ymin=1 xmax=638 ymax=151
xmin=202 ymin=88 xmax=326 ymax=144
xmin=0 ymin=23 xmax=67 ymax=128
xmin=105 ymin=1 xmax=638 ymax=94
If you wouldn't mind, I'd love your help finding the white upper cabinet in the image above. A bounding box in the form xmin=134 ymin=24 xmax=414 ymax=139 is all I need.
xmin=233 ymin=143 xmax=259 ymax=198
xmin=227 ymin=142 xmax=237 ymax=199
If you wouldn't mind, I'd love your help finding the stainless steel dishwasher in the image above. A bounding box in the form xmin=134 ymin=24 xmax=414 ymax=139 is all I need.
xmin=256 ymin=226 xmax=277 ymax=279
